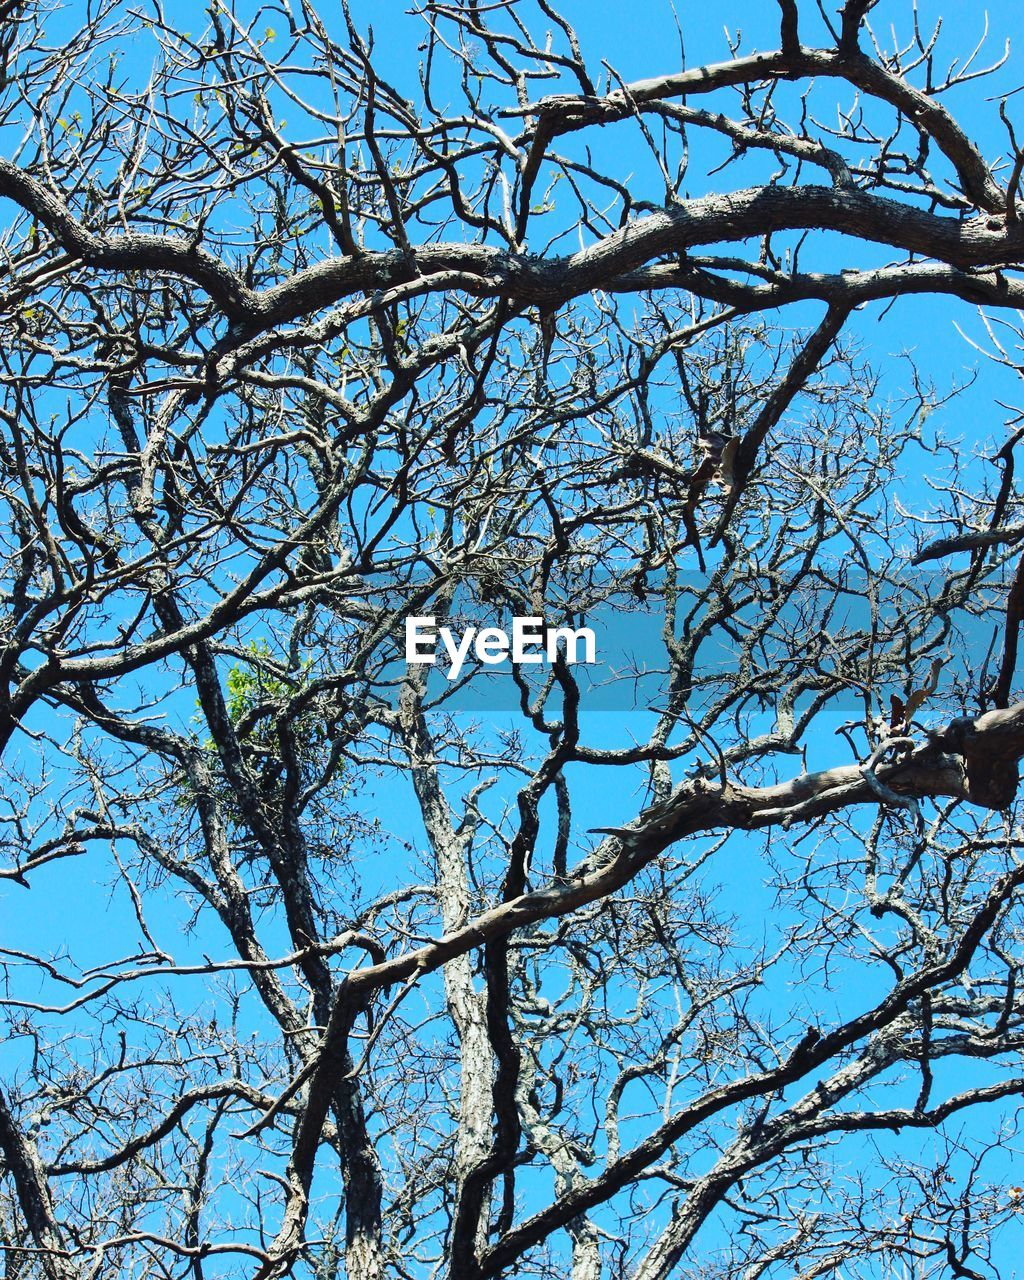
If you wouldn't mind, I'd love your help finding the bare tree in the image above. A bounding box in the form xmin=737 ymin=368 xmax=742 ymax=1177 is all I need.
xmin=5 ymin=1 xmax=1024 ymax=1277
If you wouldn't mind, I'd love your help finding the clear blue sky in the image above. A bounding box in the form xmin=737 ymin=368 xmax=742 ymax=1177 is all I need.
xmin=3 ymin=2 xmax=1024 ymax=1274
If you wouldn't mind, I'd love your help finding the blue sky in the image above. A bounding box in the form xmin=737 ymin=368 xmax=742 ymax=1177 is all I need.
xmin=4 ymin=1 xmax=1024 ymax=1275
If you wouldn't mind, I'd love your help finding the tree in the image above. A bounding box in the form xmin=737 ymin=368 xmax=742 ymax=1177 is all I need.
xmin=5 ymin=0 xmax=1024 ymax=1275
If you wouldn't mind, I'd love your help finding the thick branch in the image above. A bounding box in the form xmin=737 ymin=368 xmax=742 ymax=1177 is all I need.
xmin=0 ymin=1087 xmax=78 ymax=1280
xmin=3 ymin=157 xmax=1023 ymax=338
